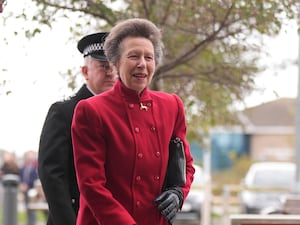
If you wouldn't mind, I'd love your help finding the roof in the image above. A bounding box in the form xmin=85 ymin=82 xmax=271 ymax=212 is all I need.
xmin=242 ymin=98 xmax=296 ymax=127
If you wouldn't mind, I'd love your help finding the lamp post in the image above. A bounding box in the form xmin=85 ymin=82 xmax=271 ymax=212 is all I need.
xmin=201 ymin=132 xmax=211 ymax=225
xmin=295 ymin=4 xmax=300 ymax=194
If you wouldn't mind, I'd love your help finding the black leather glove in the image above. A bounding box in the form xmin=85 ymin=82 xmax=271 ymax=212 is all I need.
xmin=154 ymin=187 xmax=183 ymax=224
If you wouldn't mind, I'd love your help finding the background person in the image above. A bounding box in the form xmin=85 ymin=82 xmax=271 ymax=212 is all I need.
xmin=0 ymin=151 xmax=19 ymax=177
xmin=72 ymin=18 xmax=195 ymax=225
xmin=38 ymin=32 xmax=115 ymax=225
xmin=19 ymin=150 xmax=39 ymax=225
xmin=0 ymin=151 xmax=20 ymax=216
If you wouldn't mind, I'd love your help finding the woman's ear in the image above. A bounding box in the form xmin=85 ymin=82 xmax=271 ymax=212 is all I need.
xmin=111 ymin=64 xmax=118 ymax=77
xmin=114 ymin=63 xmax=120 ymax=74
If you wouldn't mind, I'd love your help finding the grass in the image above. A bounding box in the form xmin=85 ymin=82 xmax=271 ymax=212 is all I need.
xmin=0 ymin=208 xmax=47 ymax=225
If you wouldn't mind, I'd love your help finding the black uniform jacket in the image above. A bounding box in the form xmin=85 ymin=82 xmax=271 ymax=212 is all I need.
xmin=38 ymin=84 xmax=93 ymax=225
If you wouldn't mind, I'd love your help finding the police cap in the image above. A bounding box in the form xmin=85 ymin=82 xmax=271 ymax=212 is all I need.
xmin=77 ymin=32 xmax=109 ymax=61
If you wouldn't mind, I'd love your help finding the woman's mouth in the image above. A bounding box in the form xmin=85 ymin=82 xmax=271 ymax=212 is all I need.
xmin=133 ymin=73 xmax=147 ymax=80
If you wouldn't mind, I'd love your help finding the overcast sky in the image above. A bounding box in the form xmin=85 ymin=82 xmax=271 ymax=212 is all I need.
xmin=0 ymin=1 xmax=299 ymax=156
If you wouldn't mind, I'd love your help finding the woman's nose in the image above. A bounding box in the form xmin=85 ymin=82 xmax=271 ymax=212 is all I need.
xmin=137 ymin=57 xmax=146 ymax=68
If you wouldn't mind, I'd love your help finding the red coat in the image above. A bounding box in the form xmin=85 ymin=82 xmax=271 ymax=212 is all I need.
xmin=72 ymin=79 xmax=195 ymax=225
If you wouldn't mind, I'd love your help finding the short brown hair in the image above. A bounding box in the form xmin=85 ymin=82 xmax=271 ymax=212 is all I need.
xmin=104 ymin=18 xmax=163 ymax=66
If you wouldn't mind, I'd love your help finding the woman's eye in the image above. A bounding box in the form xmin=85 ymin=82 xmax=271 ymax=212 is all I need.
xmin=129 ymin=55 xmax=138 ymax=59
xmin=145 ymin=56 xmax=153 ymax=61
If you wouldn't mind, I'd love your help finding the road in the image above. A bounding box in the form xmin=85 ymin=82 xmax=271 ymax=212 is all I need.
xmin=174 ymin=218 xmax=226 ymax=225
xmin=175 ymin=220 xmax=200 ymax=225
xmin=173 ymin=203 xmax=238 ymax=225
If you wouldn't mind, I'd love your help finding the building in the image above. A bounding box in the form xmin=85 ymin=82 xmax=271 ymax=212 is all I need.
xmin=190 ymin=98 xmax=296 ymax=170
xmin=241 ymin=98 xmax=295 ymax=161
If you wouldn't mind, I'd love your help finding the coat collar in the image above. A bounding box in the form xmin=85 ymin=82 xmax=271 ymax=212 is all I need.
xmin=76 ymin=84 xmax=94 ymax=99
xmin=114 ymin=78 xmax=151 ymax=103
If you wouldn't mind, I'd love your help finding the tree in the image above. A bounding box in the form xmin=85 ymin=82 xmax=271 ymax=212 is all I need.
xmin=3 ymin=0 xmax=300 ymax=141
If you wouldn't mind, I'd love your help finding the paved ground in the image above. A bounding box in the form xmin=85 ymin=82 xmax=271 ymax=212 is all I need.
xmin=175 ymin=218 xmax=228 ymax=225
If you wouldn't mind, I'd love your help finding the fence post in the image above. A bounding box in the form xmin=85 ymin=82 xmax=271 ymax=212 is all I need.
xmin=2 ymin=174 xmax=20 ymax=225
xmin=222 ymin=185 xmax=230 ymax=225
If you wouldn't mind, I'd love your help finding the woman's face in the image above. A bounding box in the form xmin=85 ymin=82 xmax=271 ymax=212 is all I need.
xmin=116 ymin=36 xmax=155 ymax=94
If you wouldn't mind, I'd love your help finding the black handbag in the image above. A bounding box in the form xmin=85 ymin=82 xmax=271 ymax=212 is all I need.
xmin=162 ymin=137 xmax=186 ymax=190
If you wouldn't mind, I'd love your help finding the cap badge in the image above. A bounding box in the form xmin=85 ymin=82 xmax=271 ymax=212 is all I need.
xmin=83 ymin=43 xmax=104 ymax=56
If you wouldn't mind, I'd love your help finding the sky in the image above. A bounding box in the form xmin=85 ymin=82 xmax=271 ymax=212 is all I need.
xmin=0 ymin=1 xmax=299 ymax=156
xmin=244 ymin=25 xmax=299 ymax=108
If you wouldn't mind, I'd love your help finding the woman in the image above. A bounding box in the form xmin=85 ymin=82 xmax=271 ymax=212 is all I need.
xmin=72 ymin=18 xmax=195 ymax=225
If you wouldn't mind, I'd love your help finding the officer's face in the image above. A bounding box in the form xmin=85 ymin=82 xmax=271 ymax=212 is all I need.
xmin=83 ymin=57 xmax=116 ymax=94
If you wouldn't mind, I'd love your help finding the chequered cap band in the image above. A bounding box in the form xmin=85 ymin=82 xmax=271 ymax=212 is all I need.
xmin=83 ymin=43 xmax=104 ymax=56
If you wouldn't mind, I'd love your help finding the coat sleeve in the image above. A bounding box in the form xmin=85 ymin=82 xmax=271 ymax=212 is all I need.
xmin=38 ymin=102 xmax=77 ymax=225
xmin=172 ymin=94 xmax=195 ymax=201
xmin=71 ymin=100 xmax=136 ymax=225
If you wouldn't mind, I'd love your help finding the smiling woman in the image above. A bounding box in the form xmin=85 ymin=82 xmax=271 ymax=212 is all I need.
xmin=71 ymin=18 xmax=195 ymax=225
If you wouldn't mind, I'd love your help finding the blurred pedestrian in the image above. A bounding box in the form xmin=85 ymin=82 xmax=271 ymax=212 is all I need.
xmin=19 ymin=150 xmax=39 ymax=225
xmin=38 ymin=32 xmax=116 ymax=225
xmin=72 ymin=18 xmax=195 ymax=225
xmin=0 ymin=151 xmax=19 ymax=177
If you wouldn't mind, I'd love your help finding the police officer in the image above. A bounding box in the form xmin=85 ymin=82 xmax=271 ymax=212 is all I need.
xmin=38 ymin=32 xmax=116 ymax=225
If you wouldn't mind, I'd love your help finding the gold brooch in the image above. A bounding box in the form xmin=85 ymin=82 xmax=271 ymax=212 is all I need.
xmin=140 ymin=102 xmax=148 ymax=111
